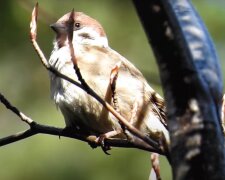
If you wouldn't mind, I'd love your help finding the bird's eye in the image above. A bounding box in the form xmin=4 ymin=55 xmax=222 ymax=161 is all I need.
xmin=75 ymin=22 xmax=81 ymax=29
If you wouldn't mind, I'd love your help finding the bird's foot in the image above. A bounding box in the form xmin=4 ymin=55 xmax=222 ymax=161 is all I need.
xmin=95 ymin=130 xmax=121 ymax=155
xmin=96 ymin=134 xmax=111 ymax=155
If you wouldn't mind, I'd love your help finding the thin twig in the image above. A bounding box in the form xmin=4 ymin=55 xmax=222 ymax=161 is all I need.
xmin=67 ymin=9 xmax=91 ymax=93
xmin=0 ymin=91 xmax=160 ymax=152
xmin=0 ymin=93 xmax=33 ymax=125
xmin=0 ymin=96 xmax=159 ymax=153
xmin=0 ymin=129 xmax=35 ymax=146
xmin=149 ymin=153 xmax=161 ymax=180
xmin=20 ymin=0 xmax=55 ymax=24
xmin=0 ymin=123 xmax=159 ymax=153
xmin=30 ymin=4 xmax=83 ymax=90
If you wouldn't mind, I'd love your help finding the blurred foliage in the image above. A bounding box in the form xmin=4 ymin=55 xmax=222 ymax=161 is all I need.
xmin=0 ymin=0 xmax=224 ymax=180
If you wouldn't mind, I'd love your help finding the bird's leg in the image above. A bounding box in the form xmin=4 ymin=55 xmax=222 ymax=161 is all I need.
xmin=110 ymin=62 xmax=121 ymax=113
xmin=98 ymin=62 xmax=121 ymax=125
xmin=109 ymin=62 xmax=139 ymax=140
xmin=95 ymin=129 xmax=122 ymax=155
xmin=97 ymin=62 xmax=124 ymax=154
xmin=110 ymin=62 xmax=129 ymax=134
xmin=129 ymin=99 xmax=138 ymax=125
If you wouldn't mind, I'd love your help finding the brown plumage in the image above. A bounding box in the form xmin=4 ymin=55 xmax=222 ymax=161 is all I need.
xmin=49 ymin=11 xmax=169 ymax=146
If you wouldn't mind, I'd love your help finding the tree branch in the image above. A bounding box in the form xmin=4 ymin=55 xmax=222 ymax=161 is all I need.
xmin=0 ymin=92 xmax=162 ymax=153
xmin=0 ymin=129 xmax=35 ymax=146
xmin=0 ymin=93 xmax=33 ymax=125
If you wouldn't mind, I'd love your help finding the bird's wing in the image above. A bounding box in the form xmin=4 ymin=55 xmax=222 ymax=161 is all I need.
xmin=106 ymin=47 xmax=168 ymax=128
xmin=81 ymin=45 xmax=167 ymax=128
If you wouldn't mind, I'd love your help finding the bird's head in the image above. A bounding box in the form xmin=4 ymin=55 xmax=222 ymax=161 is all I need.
xmin=51 ymin=11 xmax=108 ymax=48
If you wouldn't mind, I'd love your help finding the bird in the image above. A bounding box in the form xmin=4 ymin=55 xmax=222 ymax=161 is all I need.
xmin=48 ymin=11 xmax=169 ymax=152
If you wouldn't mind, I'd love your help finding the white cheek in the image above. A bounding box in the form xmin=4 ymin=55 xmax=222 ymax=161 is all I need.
xmin=96 ymin=37 xmax=108 ymax=48
xmin=73 ymin=27 xmax=108 ymax=47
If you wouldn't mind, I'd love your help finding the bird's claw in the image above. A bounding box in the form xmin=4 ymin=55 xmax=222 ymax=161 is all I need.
xmin=96 ymin=135 xmax=111 ymax=155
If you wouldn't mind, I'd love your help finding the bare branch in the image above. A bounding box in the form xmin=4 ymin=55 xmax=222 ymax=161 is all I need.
xmin=0 ymin=123 xmax=160 ymax=153
xmin=30 ymin=2 xmax=38 ymax=40
xmin=0 ymin=93 xmax=160 ymax=153
xmin=67 ymin=9 xmax=91 ymax=93
xmin=29 ymin=4 xmax=83 ymax=90
xmin=149 ymin=153 xmax=161 ymax=180
xmin=0 ymin=93 xmax=33 ymax=125
xmin=0 ymin=129 xmax=35 ymax=146
xmin=20 ymin=0 xmax=55 ymax=24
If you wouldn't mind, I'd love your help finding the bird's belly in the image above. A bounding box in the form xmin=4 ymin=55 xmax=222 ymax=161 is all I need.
xmin=52 ymin=78 xmax=121 ymax=135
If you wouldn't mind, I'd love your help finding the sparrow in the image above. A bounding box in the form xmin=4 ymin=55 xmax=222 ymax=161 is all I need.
xmin=48 ymin=11 xmax=169 ymax=150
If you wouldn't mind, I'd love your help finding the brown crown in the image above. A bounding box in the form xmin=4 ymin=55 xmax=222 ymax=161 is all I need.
xmin=56 ymin=12 xmax=106 ymax=37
